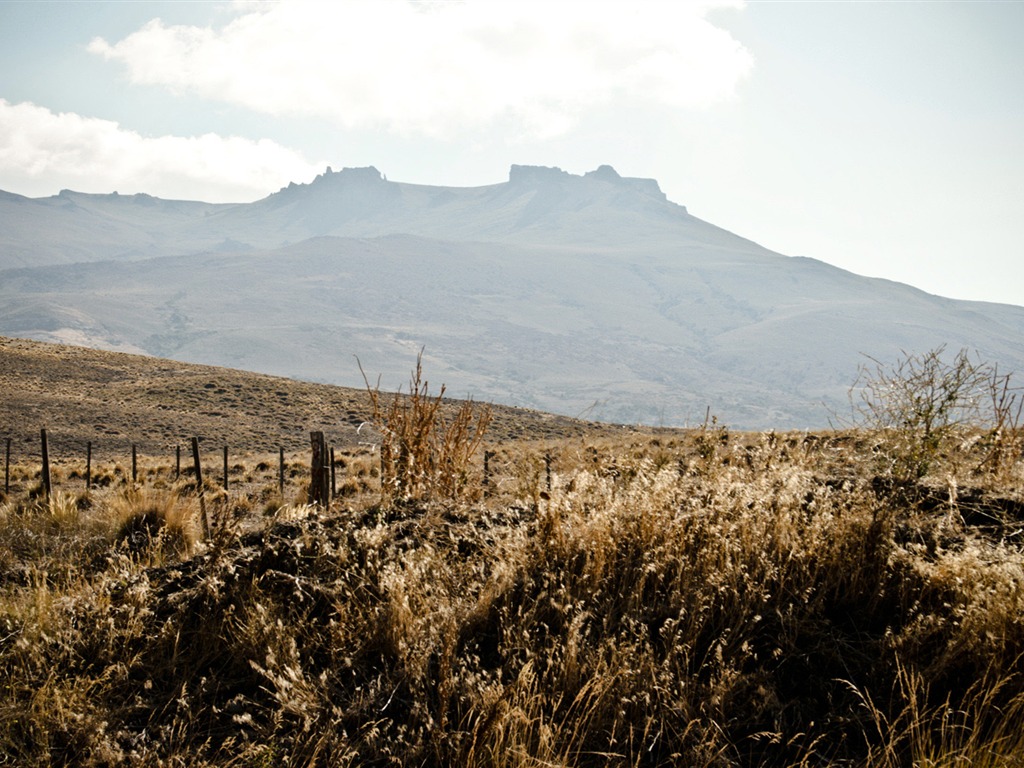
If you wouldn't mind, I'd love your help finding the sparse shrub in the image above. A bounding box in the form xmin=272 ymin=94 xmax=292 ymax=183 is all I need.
xmin=851 ymin=346 xmax=1023 ymax=480
xmin=337 ymin=478 xmax=362 ymax=497
xmin=974 ymin=361 xmax=1024 ymax=478
xmin=261 ymin=496 xmax=285 ymax=517
xmin=89 ymin=465 xmax=116 ymax=487
xmin=695 ymin=409 xmax=729 ymax=468
xmin=361 ymin=351 xmax=491 ymax=503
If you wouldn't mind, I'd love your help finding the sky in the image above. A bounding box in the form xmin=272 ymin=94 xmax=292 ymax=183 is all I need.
xmin=1 ymin=0 xmax=1022 ymax=307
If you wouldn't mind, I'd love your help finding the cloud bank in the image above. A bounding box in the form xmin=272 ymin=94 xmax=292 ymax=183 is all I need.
xmin=89 ymin=0 xmax=753 ymax=138
xmin=0 ymin=99 xmax=322 ymax=201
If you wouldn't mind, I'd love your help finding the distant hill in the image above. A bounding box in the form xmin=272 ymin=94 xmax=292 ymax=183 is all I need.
xmin=3 ymin=165 xmax=1024 ymax=429
xmin=0 ymin=336 xmax=631 ymax=457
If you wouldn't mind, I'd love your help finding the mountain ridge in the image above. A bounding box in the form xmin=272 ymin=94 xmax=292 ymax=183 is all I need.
xmin=2 ymin=164 xmax=1023 ymax=429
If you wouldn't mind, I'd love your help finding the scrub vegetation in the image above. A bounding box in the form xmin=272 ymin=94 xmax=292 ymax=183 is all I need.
xmin=1 ymin=345 xmax=1023 ymax=767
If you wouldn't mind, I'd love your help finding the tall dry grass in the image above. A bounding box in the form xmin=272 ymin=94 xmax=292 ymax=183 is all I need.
xmin=361 ymin=350 xmax=491 ymax=503
xmin=0 ymin=427 xmax=1022 ymax=767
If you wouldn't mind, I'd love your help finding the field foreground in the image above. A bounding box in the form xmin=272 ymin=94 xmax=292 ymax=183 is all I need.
xmin=2 ymin=424 xmax=1024 ymax=767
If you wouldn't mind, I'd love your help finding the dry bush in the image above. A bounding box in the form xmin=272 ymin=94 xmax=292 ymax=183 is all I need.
xmin=361 ymin=351 xmax=491 ymax=504
xmin=851 ymin=346 xmax=1024 ymax=482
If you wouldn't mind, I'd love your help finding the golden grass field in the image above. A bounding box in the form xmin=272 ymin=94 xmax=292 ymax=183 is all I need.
xmin=2 ymin=336 xmax=1023 ymax=767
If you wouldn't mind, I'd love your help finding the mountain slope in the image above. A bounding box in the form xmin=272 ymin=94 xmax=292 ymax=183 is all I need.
xmin=0 ymin=189 xmax=230 ymax=267
xmin=0 ymin=164 xmax=776 ymax=265
xmin=2 ymin=165 xmax=1023 ymax=429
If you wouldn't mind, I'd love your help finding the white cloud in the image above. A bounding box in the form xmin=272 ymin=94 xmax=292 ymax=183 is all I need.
xmin=0 ymin=99 xmax=323 ymax=201
xmin=88 ymin=0 xmax=753 ymax=138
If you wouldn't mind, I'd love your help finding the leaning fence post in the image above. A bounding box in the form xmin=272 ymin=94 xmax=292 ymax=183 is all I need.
xmin=191 ymin=437 xmax=210 ymax=538
xmin=40 ymin=428 xmax=52 ymax=498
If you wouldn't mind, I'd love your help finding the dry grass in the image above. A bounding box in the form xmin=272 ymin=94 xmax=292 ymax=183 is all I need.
xmin=2 ymin=425 xmax=1023 ymax=767
xmin=0 ymin=335 xmax=632 ymax=456
xmin=3 ymin=339 xmax=1023 ymax=765
xmin=361 ymin=350 xmax=492 ymax=503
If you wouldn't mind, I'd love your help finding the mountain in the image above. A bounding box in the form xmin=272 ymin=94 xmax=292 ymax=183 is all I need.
xmin=2 ymin=165 xmax=1023 ymax=429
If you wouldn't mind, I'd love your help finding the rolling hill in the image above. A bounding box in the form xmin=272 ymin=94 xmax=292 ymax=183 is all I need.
xmin=0 ymin=335 xmax=634 ymax=457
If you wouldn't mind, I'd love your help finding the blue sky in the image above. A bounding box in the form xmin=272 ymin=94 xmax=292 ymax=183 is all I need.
xmin=1 ymin=0 xmax=1022 ymax=307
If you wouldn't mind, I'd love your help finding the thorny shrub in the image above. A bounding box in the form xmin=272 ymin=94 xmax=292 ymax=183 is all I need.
xmin=850 ymin=346 xmax=1024 ymax=481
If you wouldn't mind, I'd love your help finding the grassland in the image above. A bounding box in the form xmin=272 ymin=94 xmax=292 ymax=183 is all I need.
xmin=0 ymin=335 xmax=632 ymax=456
xmin=2 ymin=337 xmax=1023 ymax=767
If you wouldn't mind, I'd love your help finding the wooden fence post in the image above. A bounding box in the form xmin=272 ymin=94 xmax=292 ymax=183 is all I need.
xmin=86 ymin=441 xmax=92 ymax=491
xmin=309 ymin=431 xmax=329 ymax=507
xmin=176 ymin=445 xmax=181 ymax=480
xmin=223 ymin=445 xmax=229 ymax=491
xmin=279 ymin=446 xmax=285 ymax=498
xmin=192 ymin=437 xmax=210 ymax=538
xmin=483 ymin=450 xmax=494 ymax=496
xmin=321 ymin=437 xmax=330 ymax=505
xmin=544 ymin=452 xmax=553 ymax=492
xmin=132 ymin=444 xmax=138 ymax=485
xmin=330 ymin=446 xmax=336 ymax=499
xmin=320 ymin=436 xmax=330 ymax=505
xmin=4 ymin=437 xmax=10 ymax=495
xmin=40 ymin=428 xmax=52 ymax=498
